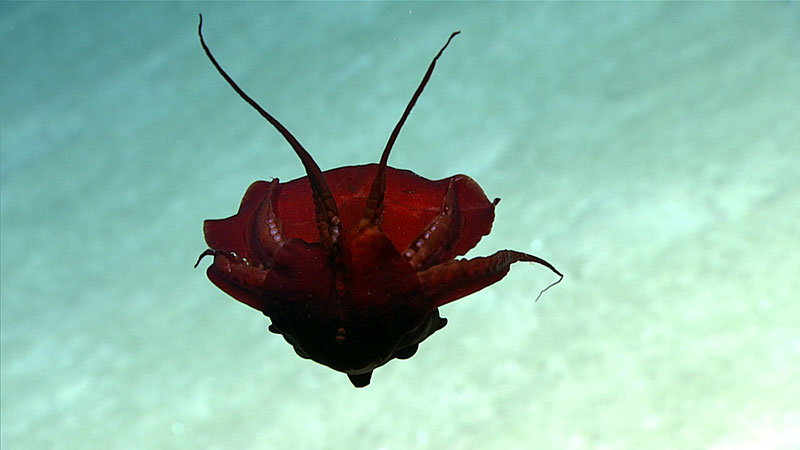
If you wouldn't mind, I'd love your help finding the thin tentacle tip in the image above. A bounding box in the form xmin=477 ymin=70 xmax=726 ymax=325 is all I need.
xmin=446 ymin=31 xmax=461 ymax=45
xmin=534 ymin=273 xmax=564 ymax=302
xmin=194 ymin=249 xmax=215 ymax=268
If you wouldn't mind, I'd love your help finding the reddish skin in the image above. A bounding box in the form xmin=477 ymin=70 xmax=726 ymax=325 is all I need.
xmin=195 ymin=15 xmax=563 ymax=387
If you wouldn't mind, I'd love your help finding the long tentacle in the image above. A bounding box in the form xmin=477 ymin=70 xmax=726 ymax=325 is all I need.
xmin=198 ymin=14 xmax=341 ymax=252
xmin=416 ymin=250 xmax=563 ymax=310
xmin=363 ymin=31 xmax=461 ymax=226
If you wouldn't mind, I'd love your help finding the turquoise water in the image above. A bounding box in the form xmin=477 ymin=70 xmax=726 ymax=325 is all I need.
xmin=2 ymin=2 xmax=799 ymax=448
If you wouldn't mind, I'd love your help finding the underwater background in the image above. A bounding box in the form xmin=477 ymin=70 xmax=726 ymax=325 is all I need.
xmin=2 ymin=2 xmax=799 ymax=449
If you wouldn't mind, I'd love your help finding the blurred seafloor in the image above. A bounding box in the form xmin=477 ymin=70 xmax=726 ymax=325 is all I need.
xmin=1 ymin=3 xmax=799 ymax=449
